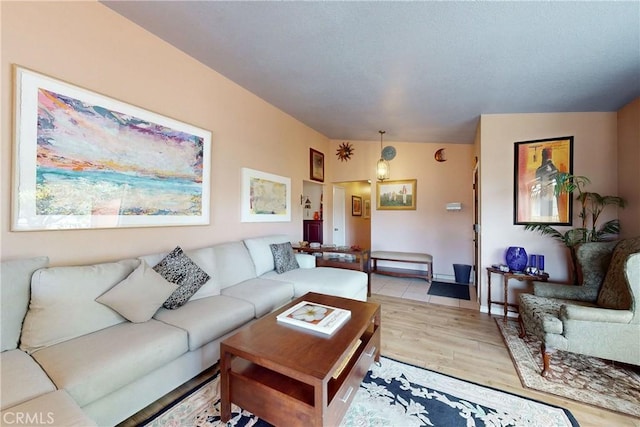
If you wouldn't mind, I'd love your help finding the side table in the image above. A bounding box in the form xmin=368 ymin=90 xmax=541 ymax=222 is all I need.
xmin=486 ymin=267 xmax=549 ymax=323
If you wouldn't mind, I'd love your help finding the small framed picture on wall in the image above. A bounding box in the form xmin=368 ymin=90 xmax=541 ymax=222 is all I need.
xmin=352 ymin=196 xmax=362 ymax=216
xmin=309 ymin=148 xmax=324 ymax=182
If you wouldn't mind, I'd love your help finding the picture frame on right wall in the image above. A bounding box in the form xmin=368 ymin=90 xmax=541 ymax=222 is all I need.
xmin=513 ymin=136 xmax=573 ymax=225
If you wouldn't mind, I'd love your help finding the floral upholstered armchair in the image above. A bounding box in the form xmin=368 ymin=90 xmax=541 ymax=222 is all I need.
xmin=518 ymin=237 xmax=640 ymax=376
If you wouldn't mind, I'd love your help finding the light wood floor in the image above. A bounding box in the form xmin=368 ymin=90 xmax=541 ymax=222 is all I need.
xmin=119 ymin=290 xmax=638 ymax=427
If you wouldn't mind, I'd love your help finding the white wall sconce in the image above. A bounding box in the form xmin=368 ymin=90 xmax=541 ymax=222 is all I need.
xmin=446 ymin=202 xmax=462 ymax=211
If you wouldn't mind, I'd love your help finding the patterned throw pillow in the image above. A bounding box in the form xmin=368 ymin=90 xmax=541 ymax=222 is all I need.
xmin=153 ymin=246 xmax=210 ymax=309
xmin=269 ymin=242 xmax=299 ymax=274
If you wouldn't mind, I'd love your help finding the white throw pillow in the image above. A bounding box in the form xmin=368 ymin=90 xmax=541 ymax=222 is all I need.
xmin=96 ymin=261 xmax=178 ymax=323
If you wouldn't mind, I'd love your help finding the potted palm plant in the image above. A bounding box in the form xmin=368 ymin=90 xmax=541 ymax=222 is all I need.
xmin=524 ymin=173 xmax=626 ymax=284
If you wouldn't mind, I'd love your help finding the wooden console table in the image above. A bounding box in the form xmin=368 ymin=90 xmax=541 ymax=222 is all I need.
xmin=486 ymin=267 xmax=549 ymax=323
xmin=293 ymin=246 xmax=371 ymax=296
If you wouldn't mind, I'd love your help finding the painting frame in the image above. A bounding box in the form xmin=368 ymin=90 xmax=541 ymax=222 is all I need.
xmin=514 ymin=136 xmax=574 ymax=225
xmin=309 ymin=148 xmax=324 ymax=182
xmin=352 ymin=195 xmax=362 ymax=216
xmin=12 ymin=66 xmax=211 ymax=231
xmin=241 ymin=167 xmax=291 ymax=222
xmin=363 ymin=199 xmax=371 ymax=219
xmin=376 ymin=179 xmax=417 ymax=210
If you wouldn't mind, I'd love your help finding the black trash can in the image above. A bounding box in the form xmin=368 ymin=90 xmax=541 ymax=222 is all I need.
xmin=453 ymin=264 xmax=472 ymax=284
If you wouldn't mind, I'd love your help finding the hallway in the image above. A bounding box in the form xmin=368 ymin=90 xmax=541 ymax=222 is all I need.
xmin=370 ymin=273 xmax=479 ymax=311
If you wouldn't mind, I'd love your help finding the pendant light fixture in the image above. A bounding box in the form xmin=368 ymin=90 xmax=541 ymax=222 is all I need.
xmin=376 ymin=130 xmax=390 ymax=181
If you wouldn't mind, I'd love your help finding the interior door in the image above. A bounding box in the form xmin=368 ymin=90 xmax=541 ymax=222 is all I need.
xmin=473 ymin=157 xmax=480 ymax=298
xmin=332 ymin=185 xmax=346 ymax=245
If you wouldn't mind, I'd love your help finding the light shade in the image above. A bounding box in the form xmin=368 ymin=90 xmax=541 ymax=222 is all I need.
xmin=376 ymin=130 xmax=390 ymax=181
xmin=376 ymin=158 xmax=390 ymax=181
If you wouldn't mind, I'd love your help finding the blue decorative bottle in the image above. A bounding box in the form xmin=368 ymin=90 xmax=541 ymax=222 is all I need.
xmin=505 ymin=247 xmax=528 ymax=272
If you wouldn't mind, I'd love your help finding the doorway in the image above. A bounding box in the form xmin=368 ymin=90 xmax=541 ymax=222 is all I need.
xmin=332 ymin=185 xmax=346 ymax=245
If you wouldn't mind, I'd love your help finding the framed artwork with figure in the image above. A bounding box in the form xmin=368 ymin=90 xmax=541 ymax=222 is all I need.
xmin=309 ymin=148 xmax=324 ymax=182
xmin=376 ymin=179 xmax=417 ymax=210
xmin=352 ymin=196 xmax=362 ymax=216
xmin=513 ymin=136 xmax=573 ymax=225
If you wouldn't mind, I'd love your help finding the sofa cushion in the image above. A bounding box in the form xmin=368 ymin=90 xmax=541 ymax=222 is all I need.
xmin=20 ymin=259 xmax=139 ymax=354
xmin=0 ymin=349 xmax=56 ymax=410
xmin=183 ymin=246 xmax=219 ymax=298
xmin=153 ymin=246 xmax=210 ymax=309
xmin=32 ymin=320 xmax=188 ymax=407
xmin=209 ymin=241 xmax=258 ymax=290
xmin=1 ymin=390 xmax=97 ymax=427
xmin=270 ymin=242 xmax=299 ymax=274
xmin=153 ymin=295 xmax=255 ymax=351
xmin=1 ymin=256 xmax=49 ymax=351
xmin=95 ymin=261 xmax=178 ymax=323
xmin=262 ymin=267 xmax=367 ymax=300
xmin=221 ymin=278 xmax=294 ymax=317
xmin=244 ymin=235 xmax=290 ymax=276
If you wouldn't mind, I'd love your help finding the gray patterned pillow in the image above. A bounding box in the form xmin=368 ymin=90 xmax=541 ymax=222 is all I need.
xmin=153 ymin=246 xmax=210 ymax=309
xmin=270 ymin=242 xmax=299 ymax=274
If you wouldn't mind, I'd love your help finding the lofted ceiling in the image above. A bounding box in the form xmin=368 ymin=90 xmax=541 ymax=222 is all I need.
xmin=102 ymin=1 xmax=640 ymax=144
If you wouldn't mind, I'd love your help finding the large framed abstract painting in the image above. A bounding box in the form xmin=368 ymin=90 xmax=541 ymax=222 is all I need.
xmin=12 ymin=67 xmax=211 ymax=231
xmin=241 ymin=168 xmax=291 ymax=222
xmin=514 ymin=136 xmax=573 ymax=225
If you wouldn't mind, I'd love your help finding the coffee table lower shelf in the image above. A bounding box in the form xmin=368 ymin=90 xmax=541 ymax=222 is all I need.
xmin=221 ymin=326 xmax=380 ymax=427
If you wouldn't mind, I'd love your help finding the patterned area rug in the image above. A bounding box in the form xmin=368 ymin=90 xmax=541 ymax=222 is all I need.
xmin=144 ymin=356 xmax=578 ymax=427
xmin=497 ymin=319 xmax=640 ymax=417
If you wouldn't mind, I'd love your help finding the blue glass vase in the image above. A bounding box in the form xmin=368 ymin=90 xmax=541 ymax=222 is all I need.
xmin=505 ymin=246 xmax=528 ymax=272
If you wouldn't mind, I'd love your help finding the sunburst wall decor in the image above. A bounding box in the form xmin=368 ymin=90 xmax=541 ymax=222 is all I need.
xmin=336 ymin=142 xmax=354 ymax=161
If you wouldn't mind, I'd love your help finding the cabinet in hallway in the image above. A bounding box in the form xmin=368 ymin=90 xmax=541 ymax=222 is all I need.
xmin=303 ymin=220 xmax=323 ymax=244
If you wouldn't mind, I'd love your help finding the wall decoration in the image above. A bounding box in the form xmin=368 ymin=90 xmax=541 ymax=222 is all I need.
xmin=434 ymin=148 xmax=447 ymax=162
xmin=241 ymin=168 xmax=291 ymax=222
xmin=12 ymin=66 xmax=211 ymax=231
xmin=514 ymin=136 xmax=573 ymax=225
xmin=310 ymin=148 xmax=324 ymax=182
xmin=376 ymin=179 xmax=417 ymax=210
xmin=336 ymin=142 xmax=354 ymax=161
xmin=352 ymin=195 xmax=362 ymax=216
xmin=363 ymin=199 xmax=371 ymax=219
xmin=382 ymin=145 xmax=396 ymax=161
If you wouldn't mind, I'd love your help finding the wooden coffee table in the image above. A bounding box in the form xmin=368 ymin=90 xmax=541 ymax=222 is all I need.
xmin=220 ymin=292 xmax=381 ymax=427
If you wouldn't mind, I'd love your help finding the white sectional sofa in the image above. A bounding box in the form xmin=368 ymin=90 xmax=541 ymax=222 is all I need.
xmin=0 ymin=235 xmax=367 ymax=426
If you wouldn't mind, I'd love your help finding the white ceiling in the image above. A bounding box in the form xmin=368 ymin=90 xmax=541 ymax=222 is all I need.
xmin=102 ymin=1 xmax=640 ymax=144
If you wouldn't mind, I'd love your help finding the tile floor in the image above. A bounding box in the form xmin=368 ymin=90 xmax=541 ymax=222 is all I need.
xmin=371 ymin=273 xmax=479 ymax=311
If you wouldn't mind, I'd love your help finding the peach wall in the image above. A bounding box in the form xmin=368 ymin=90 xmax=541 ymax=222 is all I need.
xmin=1 ymin=2 xmax=328 ymax=265
xmin=617 ymin=97 xmax=640 ymax=238
xmin=330 ymin=139 xmax=475 ymax=278
xmin=478 ymin=112 xmax=618 ymax=312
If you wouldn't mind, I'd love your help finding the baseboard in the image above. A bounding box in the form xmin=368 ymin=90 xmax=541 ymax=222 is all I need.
xmin=433 ymin=273 xmax=475 ymax=285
